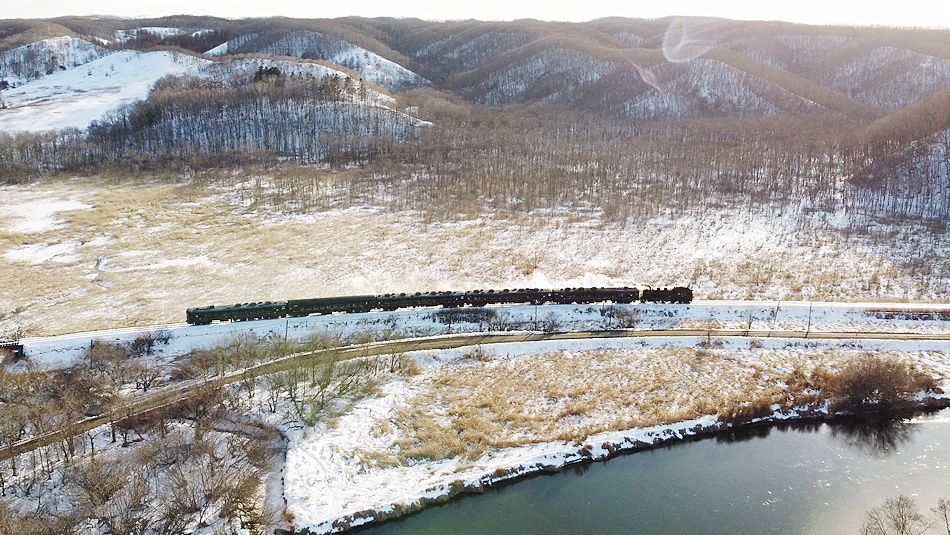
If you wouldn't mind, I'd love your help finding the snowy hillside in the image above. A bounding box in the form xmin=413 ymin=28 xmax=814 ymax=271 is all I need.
xmin=0 ymin=50 xmax=211 ymax=133
xmin=207 ymin=31 xmax=429 ymax=91
xmin=858 ymin=127 xmax=950 ymax=219
xmin=204 ymin=56 xmax=394 ymax=104
xmin=819 ymin=46 xmax=950 ymax=110
xmin=463 ymin=47 xmax=614 ymax=104
xmin=0 ymin=45 xmax=398 ymax=133
xmin=737 ymin=34 xmax=851 ymax=73
xmin=0 ymin=36 xmax=114 ymax=87
xmin=459 ymin=48 xmax=823 ymax=118
xmin=622 ymin=58 xmax=830 ymax=118
xmin=411 ymin=30 xmax=537 ymax=72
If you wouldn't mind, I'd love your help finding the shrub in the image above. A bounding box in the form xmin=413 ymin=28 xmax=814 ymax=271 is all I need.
xmin=128 ymin=329 xmax=171 ymax=357
xmin=822 ymin=353 xmax=940 ymax=411
xmin=86 ymin=340 xmax=132 ymax=373
xmin=486 ymin=310 xmax=513 ymax=332
xmin=598 ymin=305 xmax=640 ymax=329
xmin=540 ymin=311 xmax=561 ymax=332
xmin=433 ymin=308 xmax=498 ymax=327
xmin=463 ymin=346 xmax=493 ymax=362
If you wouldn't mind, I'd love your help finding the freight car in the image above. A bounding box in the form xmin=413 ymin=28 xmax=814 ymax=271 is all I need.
xmin=186 ymin=286 xmax=692 ymax=325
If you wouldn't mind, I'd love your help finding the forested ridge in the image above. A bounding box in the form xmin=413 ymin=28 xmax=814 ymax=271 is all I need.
xmin=0 ymin=15 xmax=948 ymax=222
xmin=85 ymin=71 xmax=422 ymax=166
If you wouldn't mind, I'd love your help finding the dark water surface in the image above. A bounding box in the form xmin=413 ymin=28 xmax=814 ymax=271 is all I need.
xmin=358 ymin=411 xmax=950 ymax=535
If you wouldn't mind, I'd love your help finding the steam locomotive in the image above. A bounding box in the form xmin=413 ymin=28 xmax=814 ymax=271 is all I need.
xmin=185 ymin=286 xmax=693 ymax=325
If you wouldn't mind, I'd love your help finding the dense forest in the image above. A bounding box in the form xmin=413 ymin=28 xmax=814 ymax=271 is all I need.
xmin=0 ymin=16 xmax=948 ymax=223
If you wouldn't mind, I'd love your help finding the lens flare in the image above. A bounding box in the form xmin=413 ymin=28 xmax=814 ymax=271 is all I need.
xmin=662 ymin=17 xmax=715 ymax=63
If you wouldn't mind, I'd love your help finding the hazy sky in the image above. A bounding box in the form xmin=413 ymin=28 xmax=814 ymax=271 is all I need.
xmin=6 ymin=0 xmax=949 ymax=29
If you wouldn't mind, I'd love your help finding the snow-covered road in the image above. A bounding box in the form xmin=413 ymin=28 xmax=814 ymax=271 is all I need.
xmin=15 ymin=299 xmax=950 ymax=370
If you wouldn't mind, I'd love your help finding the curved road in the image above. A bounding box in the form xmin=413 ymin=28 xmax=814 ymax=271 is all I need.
xmin=3 ymin=328 xmax=949 ymax=462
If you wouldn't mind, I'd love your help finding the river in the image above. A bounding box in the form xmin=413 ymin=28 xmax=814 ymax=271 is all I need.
xmin=358 ymin=410 xmax=950 ymax=534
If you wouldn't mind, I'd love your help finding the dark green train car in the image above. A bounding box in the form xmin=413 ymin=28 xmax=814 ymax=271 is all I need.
xmin=186 ymin=301 xmax=289 ymax=325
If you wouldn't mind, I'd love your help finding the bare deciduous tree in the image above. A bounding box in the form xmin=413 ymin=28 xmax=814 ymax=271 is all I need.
xmin=862 ymin=495 xmax=931 ymax=535
xmin=933 ymin=499 xmax=950 ymax=535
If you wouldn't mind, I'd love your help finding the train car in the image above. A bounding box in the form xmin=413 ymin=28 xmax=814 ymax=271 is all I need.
xmin=461 ymin=289 xmax=496 ymax=307
xmin=288 ymin=295 xmax=377 ymax=315
xmin=378 ymin=291 xmax=467 ymax=311
xmin=187 ymin=301 xmax=289 ymax=325
xmin=547 ymin=287 xmax=638 ymax=304
xmin=640 ymin=286 xmax=693 ymax=304
xmin=496 ymin=288 xmax=551 ymax=305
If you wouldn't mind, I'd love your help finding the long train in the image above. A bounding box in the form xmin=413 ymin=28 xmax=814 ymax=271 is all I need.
xmin=186 ymin=286 xmax=693 ymax=325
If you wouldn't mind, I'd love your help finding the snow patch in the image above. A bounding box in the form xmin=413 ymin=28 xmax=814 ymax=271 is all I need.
xmin=4 ymin=241 xmax=82 ymax=264
xmin=1 ymin=198 xmax=91 ymax=233
xmin=128 ymin=256 xmax=213 ymax=271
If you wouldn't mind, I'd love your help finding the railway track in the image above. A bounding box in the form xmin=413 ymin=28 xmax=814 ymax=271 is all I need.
xmin=3 ymin=328 xmax=950 ymax=463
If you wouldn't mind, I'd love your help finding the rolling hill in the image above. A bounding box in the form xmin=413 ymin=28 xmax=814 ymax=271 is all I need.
xmin=4 ymin=15 xmax=949 ymax=123
xmin=206 ymin=30 xmax=429 ymax=91
xmin=0 ymin=15 xmax=947 ymax=221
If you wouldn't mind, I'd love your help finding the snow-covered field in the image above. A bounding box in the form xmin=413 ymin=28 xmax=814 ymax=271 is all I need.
xmin=1 ymin=179 xmax=947 ymax=338
xmin=0 ymin=169 xmax=950 ymax=533
xmin=2 ymin=184 xmax=948 ymax=533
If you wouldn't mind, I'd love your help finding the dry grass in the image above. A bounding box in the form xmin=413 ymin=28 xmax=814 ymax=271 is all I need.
xmin=385 ymin=347 xmax=945 ymax=462
xmin=351 ymin=447 xmax=403 ymax=470
xmin=392 ymin=348 xmax=792 ymax=461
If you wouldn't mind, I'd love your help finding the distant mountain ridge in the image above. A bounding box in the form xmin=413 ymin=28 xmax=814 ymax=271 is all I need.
xmin=0 ymin=15 xmax=947 ymax=202
xmin=368 ymin=17 xmax=950 ymax=120
xmin=3 ymin=16 xmax=949 ymax=121
xmin=206 ymin=30 xmax=429 ymax=91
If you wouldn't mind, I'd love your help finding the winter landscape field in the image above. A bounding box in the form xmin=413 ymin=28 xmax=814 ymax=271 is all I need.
xmin=2 ymin=177 xmax=948 ymax=337
xmin=1 ymin=12 xmax=949 ymax=535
